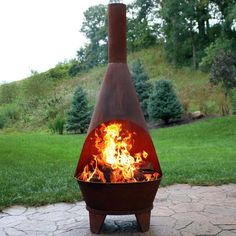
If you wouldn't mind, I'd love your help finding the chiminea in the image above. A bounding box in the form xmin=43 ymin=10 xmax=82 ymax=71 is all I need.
xmin=75 ymin=3 xmax=162 ymax=234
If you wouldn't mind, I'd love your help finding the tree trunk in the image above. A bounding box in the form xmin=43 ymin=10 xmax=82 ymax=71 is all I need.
xmin=190 ymin=29 xmax=197 ymax=70
xmin=163 ymin=118 xmax=169 ymax=124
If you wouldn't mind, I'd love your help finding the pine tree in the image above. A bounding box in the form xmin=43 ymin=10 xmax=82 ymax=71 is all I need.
xmin=66 ymin=86 xmax=91 ymax=134
xmin=148 ymin=79 xmax=183 ymax=124
xmin=131 ymin=60 xmax=152 ymax=120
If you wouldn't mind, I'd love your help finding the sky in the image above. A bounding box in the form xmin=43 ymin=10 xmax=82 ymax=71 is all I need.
xmin=0 ymin=0 xmax=133 ymax=83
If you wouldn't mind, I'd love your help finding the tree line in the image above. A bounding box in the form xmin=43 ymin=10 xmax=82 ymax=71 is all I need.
xmin=69 ymin=0 xmax=236 ymax=76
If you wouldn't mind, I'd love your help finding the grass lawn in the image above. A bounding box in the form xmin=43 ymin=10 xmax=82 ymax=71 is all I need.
xmin=0 ymin=116 xmax=236 ymax=210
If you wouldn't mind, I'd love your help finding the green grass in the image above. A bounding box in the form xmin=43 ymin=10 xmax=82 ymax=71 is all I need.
xmin=0 ymin=116 xmax=236 ymax=210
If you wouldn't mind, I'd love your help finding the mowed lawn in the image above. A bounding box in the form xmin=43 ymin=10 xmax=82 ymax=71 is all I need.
xmin=0 ymin=116 xmax=236 ymax=210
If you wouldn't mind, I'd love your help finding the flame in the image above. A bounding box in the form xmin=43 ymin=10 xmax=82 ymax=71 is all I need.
xmin=79 ymin=122 xmax=159 ymax=183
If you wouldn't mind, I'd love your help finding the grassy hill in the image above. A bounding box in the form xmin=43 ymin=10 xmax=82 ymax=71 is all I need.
xmin=0 ymin=46 xmax=233 ymax=132
xmin=0 ymin=116 xmax=235 ymax=209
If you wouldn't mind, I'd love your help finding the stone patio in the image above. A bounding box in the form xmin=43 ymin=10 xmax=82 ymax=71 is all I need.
xmin=0 ymin=184 xmax=236 ymax=236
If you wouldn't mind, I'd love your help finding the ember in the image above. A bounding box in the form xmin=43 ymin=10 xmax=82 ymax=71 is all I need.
xmin=78 ymin=122 xmax=160 ymax=183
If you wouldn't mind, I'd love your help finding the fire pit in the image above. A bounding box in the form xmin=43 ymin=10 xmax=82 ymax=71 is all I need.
xmin=75 ymin=3 xmax=162 ymax=234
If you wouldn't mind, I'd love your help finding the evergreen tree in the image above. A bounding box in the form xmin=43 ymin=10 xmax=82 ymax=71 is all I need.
xmin=148 ymin=79 xmax=183 ymax=124
xmin=131 ymin=60 xmax=152 ymax=120
xmin=66 ymin=86 xmax=91 ymax=134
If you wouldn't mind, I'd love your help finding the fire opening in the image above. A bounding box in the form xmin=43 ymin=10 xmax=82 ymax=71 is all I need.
xmin=77 ymin=121 xmax=160 ymax=183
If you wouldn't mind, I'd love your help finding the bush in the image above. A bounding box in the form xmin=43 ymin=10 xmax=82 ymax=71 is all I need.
xmin=0 ymin=104 xmax=19 ymax=129
xmin=200 ymin=38 xmax=233 ymax=72
xmin=148 ymin=79 xmax=183 ymax=124
xmin=48 ymin=116 xmax=65 ymax=135
xmin=210 ymin=52 xmax=236 ymax=115
xmin=0 ymin=82 xmax=18 ymax=104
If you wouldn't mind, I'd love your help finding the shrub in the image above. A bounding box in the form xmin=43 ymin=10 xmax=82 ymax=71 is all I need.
xmin=0 ymin=82 xmax=18 ymax=104
xmin=200 ymin=38 xmax=233 ymax=72
xmin=210 ymin=52 xmax=236 ymax=115
xmin=66 ymin=86 xmax=91 ymax=134
xmin=148 ymin=79 xmax=183 ymax=124
xmin=48 ymin=116 xmax=65 ymax=135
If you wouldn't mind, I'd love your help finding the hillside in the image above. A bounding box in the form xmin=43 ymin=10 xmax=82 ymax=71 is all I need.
xmin=0 ymin=46 xmax=232 ymax=132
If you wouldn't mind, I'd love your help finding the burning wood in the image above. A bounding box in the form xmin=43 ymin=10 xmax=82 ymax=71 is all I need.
xmin=78 ymin=122 xmax=160 ymax=183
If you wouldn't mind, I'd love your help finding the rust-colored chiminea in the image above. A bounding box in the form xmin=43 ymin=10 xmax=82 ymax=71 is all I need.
xmin=75 ymin=3 xmax=162 ymax=234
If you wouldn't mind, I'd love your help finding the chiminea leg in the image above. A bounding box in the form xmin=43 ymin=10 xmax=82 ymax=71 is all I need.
xmin=135 ymin=210 xmax=151 ymax=232
xmin=89 ymin=212 xmax=106 ymax=234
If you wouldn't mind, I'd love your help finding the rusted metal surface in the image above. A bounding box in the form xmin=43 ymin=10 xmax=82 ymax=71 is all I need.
xmin=78 ymin=179 xmax=161 ymax=213
xmin=108 ymin=3 xmax=127 ymax=63
xmin=75 ymin=3 xmax=162 ymax=234
xmin=87 ymin=64 xmax=148 ymax=135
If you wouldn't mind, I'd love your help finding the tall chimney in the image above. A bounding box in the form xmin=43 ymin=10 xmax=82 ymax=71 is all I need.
xmin=108 ymin=4 xmax=127 ymax=63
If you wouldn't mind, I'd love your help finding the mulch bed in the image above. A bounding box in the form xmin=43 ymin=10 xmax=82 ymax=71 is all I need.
xmin=148 ymin=114 xmax=218 ymax=129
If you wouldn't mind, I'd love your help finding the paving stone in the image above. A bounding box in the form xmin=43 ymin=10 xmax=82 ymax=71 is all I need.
xmin=171 ymin=203 xmax=205 ymax=213
xmin=150 ymin=216 xmax=176 ymax=228
xmin=218 ymin=224 xmax=236 ymax=230
xmin=204 ymin=205 xmax=236 ymax=216
xmin=167 ymin=184 xmax=191 ymax=191
xmin=4 ymin=227 xmax=25 ymax=236
xmin=174 ymin=218 xmax=193 ymax=230
xmin=2 ymin=206 xmax=27 ymax=216
xmin=152 ymin=205 xmax=175 ymax=216
xmin=0 ymin=230 xmax=6 ymax=236
xmin=14 ymin=220 xmax=57 ymax=232
xmin=181 ymin=221 xmax=221 ymax=235
xmin=146 ymin=226 xmax=181 ymax=236
xmin=217 ymin=231 xmax=236 ymax=236
xmin=0 ymin=215 xmax=27 ymax=227
xmin=168 ymin=194 xmax=192 ymax=204
xmin=27 ymin=211 xmax=77 ymax=222
xmin=55 ymin=228 xmax=92 ymax=236
xmin=172 ymin=212 xmax=209 ymax=222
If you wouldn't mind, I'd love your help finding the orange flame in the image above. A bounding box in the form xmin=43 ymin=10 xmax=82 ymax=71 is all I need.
xmin=79 ymin=122 xmax=159 ymax=183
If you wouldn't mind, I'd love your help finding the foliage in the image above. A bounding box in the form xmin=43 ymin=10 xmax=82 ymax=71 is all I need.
xmin=46 ymin=62 xmax=71 ymax=80
xmin=48 ymin=116 xmax=65 ymax=135
xmin=210 ymin=52 xmax=236 ymax=95
xmin=127 ymin=0 xmax=157 ymax=52
xmin=159 ymin=0 xmax=236 ymax=68
xmin=0 ymin=82 xmax=18 ymax=104
xmin=148 ymin=79 xmax=183 ymax=124
xmin=66 ymin=86 xmax=91 ymax=134
xmin=210 ymin=52 xmax=236 ymax=115
xmin=131 ymin=59 xmax=152 ymax=119
xmin=21 ymin=73 xmax=53 ymax=102
xmin=68 ymin=59 xmax=86 ymax=77
xmin=79 ymin=5 xmax=108 ymax=69
xmin=200 ymin=38 xmax=234 ymax=71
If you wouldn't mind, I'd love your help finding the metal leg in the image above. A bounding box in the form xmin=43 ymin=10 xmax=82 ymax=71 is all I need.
xmin=89 ymin=212 xmax=106 ymax=234
xmin=135 ymin=210 xmax=151 ymax=232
